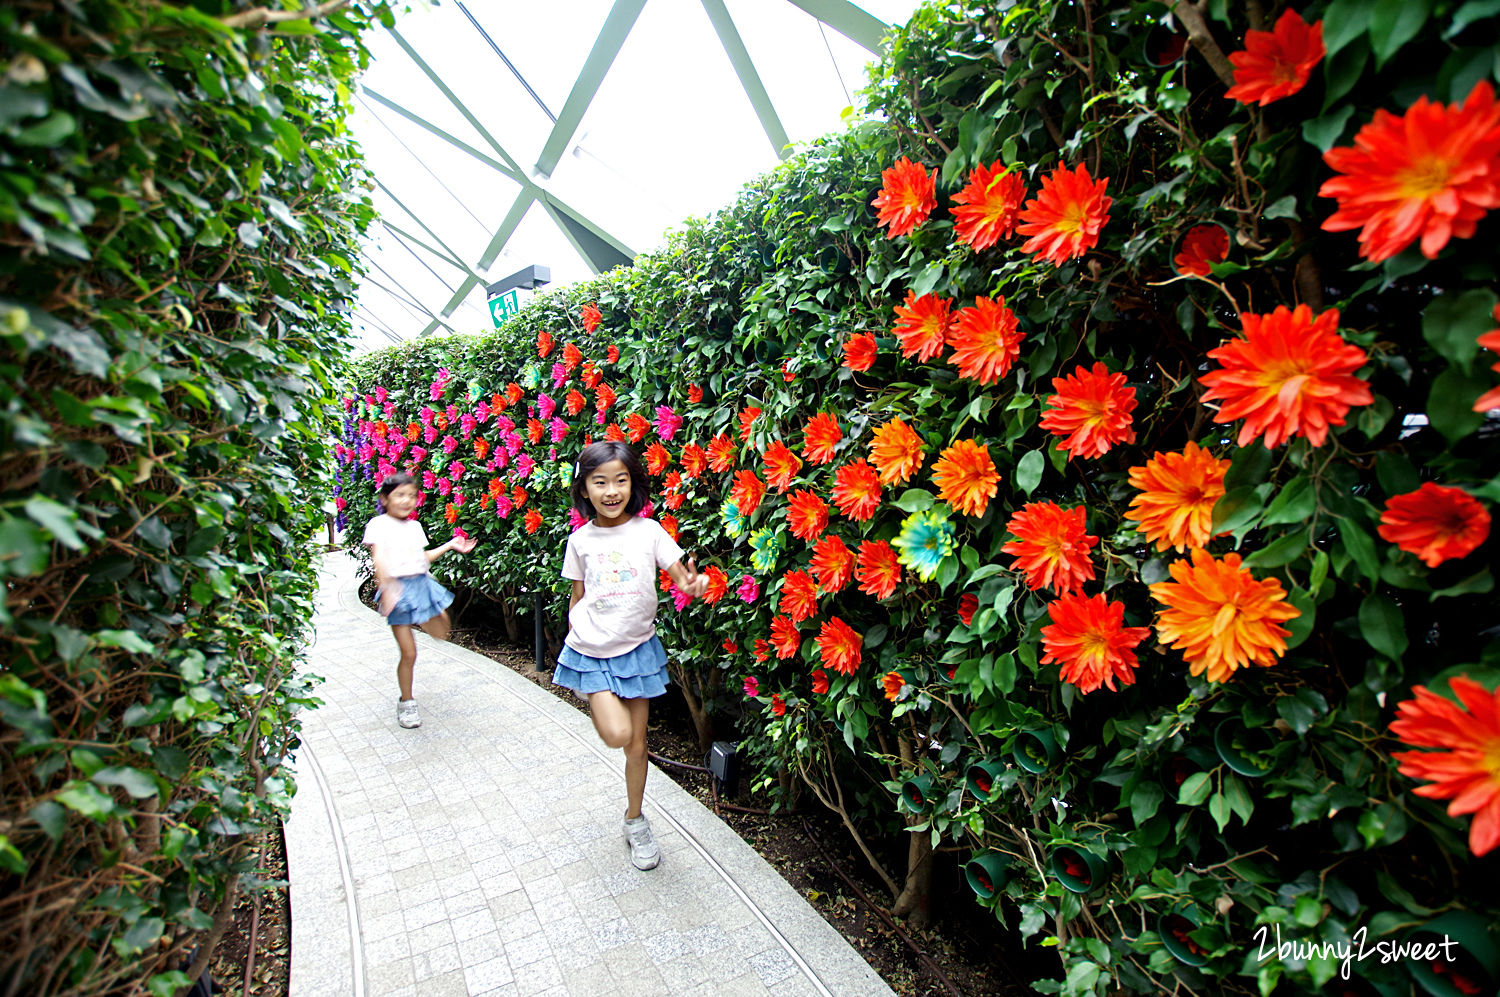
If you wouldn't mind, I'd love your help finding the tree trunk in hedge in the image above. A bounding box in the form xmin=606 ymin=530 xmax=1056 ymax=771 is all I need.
xmin=668 ymin=662 xmax=715 ymax=751
xmin=891 ymin=821 xmax=933 ymax=929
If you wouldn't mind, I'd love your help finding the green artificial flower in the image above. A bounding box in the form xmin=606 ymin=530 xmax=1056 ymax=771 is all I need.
xmin=892 ymin=508 xmax=956 ymax=581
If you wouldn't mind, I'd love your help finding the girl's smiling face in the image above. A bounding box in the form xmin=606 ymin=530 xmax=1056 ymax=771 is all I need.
xmin=584 ymin=459 xmax=632 ymax=526
xmin=384 ymin=483 xmax=419 ymax=520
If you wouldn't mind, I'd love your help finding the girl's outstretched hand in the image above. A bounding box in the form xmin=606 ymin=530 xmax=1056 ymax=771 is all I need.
xmin=450 ymin=534 xmax=477 ymax=554
xmin=679 ymin=556 xmax=710 ymax=598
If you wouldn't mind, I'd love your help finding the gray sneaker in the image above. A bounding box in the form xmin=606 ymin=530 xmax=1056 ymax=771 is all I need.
xmin=623 ymin=815 xmax=660 ymax=870
xmin=397 ymin=698 xmax=421 ymax=728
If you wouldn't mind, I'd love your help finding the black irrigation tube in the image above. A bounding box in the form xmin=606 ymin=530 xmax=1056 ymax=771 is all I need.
xmin=648 ymin=750 xmax=774 ymax=815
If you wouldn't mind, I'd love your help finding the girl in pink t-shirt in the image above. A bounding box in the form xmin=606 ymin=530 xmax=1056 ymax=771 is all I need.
xmin=557 ymin=442 xmax=707 ymax=870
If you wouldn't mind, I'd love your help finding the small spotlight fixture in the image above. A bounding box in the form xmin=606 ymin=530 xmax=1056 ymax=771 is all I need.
xmin=486 ymin=264 xmax=551 ymax=297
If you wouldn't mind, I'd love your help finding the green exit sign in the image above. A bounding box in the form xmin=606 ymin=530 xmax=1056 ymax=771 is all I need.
xmin=488 ymin=290 xmax=520 ymax=327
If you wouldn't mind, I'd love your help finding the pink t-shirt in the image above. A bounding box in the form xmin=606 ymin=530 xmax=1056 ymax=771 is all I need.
xmin=363 ymin=514 xmax=429 ymax=578
xmin=562 ymin=516 xmax=684 ymax=658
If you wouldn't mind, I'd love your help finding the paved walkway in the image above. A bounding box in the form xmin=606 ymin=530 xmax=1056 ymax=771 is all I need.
xmin=285 ymin=551 xmax=894 ymax=997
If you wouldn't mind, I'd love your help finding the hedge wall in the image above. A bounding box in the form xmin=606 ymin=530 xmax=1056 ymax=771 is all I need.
xmin=339 ymin=2 xmax=1499 ymax=994
xmin=0 ymin=3 xmax=382 ymax=994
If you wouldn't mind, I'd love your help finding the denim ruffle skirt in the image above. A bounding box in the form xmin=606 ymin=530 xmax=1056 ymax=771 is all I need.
xmin=381 ymin=573 xmax=454 ymax=626
xmin=553 ymin=635 xmax=669 ymax=699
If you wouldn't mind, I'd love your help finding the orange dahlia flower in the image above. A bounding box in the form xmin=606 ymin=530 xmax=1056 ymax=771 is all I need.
xmin=1125 ymin=442 xmax=1231 ymax=552
xmin=769 ymin=615 xmax=801 ymax=659
xmin=817 ymin=616 xmax=863 ymax=675
xmin=1224 ymin=8 xmax=1324 ymax=106
xmin=948 ymin=296 xmax=1025 ymax=385
xmin=729 ymin=470 xmax=766 ymax=516
xmin=778 ymin=569 xmax=820 ymax=623
xmin=565 ymin=389 xmax=587 ymax=416
xmin=1040 ymin=362 xmax=1138 ymax=459
xmin=803 ymin=413 xmax=843 ymax=465
xmin=1174 ymin=224 xmax=1230 ymax=278
xmin=855 ymin=540 xmax=902 ymax=599
xmin=580 ymin=362 xmax=602 ymax=389
xmin=844 ymin=332 xmax=877 ymax=372
xmin=625 ymin=412 xmax=651 ymax=443
xmin=1150 ymin=549 xmax=1300 ymax=683
xmin=1041 ymin=591 xmax=1152 ymax=694
xmin=1319 ymin=79 xmax=1500 ymax=262
xmin=681 ymin=442 xmax=708 ymax=478
xmin=762 ymin=440 xmax=803 ymax=493
xmin=871 ymin=156 xmax=937 ymax=238
xmin=1199 ymin=304 xmax=1372 ymax=449
xmin=891 ymin=291 xmax=954 ymax=362
xmin=506 ymin=382 xmax=524 ymax=405
xmin=1002 ymin=502 xmax=1099 ymax=594
xmin=1016 ymin=162 xmax=1113 ymax=266
xmin=831 ymin=460 xmax=882 ymax=522
xmin=537 ymin=329 xmax=554 ymax=358
xmin=880 ymin=670 xmax=905 ymax=701
xmin=581 ymin=302 xmax=602 ymax=333
xmin=688 ymin=384 xmax=703 ymax=403
xmin=644 ymin=442 xmax=671 ymax=475
xmin=869 ymin=418 xmax=926 ymax=485
xmin=708 ymin=434 xmax=737 ymax=473
xmin=604 ymin=423 xmax=627 ymax=443
xmin=524 ymin=509 xmax=542 ymax=534
xmin=659 ymin=513 xmax=679 ymax=539
xmin=786 ymin=489 xmax=830 ymax=543
xmin=739 ymin=405 xmax=761 ymax=443
xmin=811 ymin=534 xmax=855 ymax=593
xmin=952 ymin=159 xmax=1026 ymax=250
xmin=563 ymin=342 xmax=583 ymax=373
xmin=1474 ymin=307 xmax=1500 ymax=412
xmin=932 ymin=439 xmax=1002 ymax=517
xmin=1389 ymin=676 xmax=1500 ymax=857
xmin=527 ymin=418 xmax=546 ymax=445
xmin=594 ymin=382 xmax=617 ymax=413
xmin=1377 ymin=483 xmax=1492 ymax=568
xmin=810 ymin=668 xmax=829 ymax=694
xmin=702 ymin=565 xmax=729 ymax=603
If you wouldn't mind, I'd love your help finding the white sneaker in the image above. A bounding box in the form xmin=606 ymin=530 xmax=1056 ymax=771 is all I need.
xmin=623 ymin=815 xmax=660 ymax=870
xmin=397 ymin=698 xmax=421 ymax=728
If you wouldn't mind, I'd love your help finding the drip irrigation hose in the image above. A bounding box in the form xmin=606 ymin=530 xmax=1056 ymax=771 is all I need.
xmin=648 ymin=750 xmax=711 ymax=774
xmin=647 ymin=750 xmax=776 ymax=815
xmin=798 ymin=815 xmax=966 ymax=997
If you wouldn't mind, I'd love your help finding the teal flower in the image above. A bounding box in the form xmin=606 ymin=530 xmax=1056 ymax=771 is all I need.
xmin=522 ymin=363 xmax=542 ymax=390
xmin=748 ymin=527 xmax=784 ymax=573
xmin=557 ymin=461 xmax=574 ymax=488
xmin=893 ymin=509 xmax=956 ymax=581
xmin=720 ymin=499 xmax=747 ymax=538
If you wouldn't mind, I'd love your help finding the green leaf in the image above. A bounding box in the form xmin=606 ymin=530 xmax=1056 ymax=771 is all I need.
xmin=94 ymin=629 xmax=156 ymax=654
xmin=1301 ymin=106 xmax=1355 ymax=153
xmin=1368 ymin=0 xmax=1432 ymax=66
xmin=1276 ymin=688 xmax=1328 ymax=735
xmin=1285 ymin=588 xmax=1317 ymax=650
xmin=31 ymin=801 xmax=65 ymax=841
xmin=24 ymin=495 xmax=84 ymax=550
xmin=1430 ymin=569 xmax=1493 ymax=601
xmin=1244 ymin=531 xmax=1306 ymax=569
xmin=93 ymin=766 xmax=161 ymax=800
xmin=1223 ymin=776 xmax=1255 ymax=825
xmin=13 ymin=111 xmax=77 ymax=147
xmin=57 ymin=782 xmax=118 ymax=819
xmin=1211 ymin=485 xmax=1263 ymax=535
xmin=1015 ymin=449 xmax=1044 ymax=496
xmin=1322 ymin=0 xmax=1373 ymax=55
xmin=1130 ymin=782 xmax=1164 ymax=825
xmin=0 ymin=515 xmax=51 ymax=576
xmin=892 ymin=489 xmax=935 ymax=514
xmin=1178 ymin=771 xmax=1212 ymax=806
xmin=1427 ymin=368 xmax=1488 ymax=443
xmin=1262 ymin=476 xmax=1316 ymax=526
xmin=115 ymin=917 xmax=166 ymax=957
xmin=1423 ymin=289 xmax=1496 ymax=375
xmin=1208 ymin=792 xmax=1231 ymax=832
xmin=1223 ymin=443 xmax=1273 ymax=490
xmin=1446 ymin=0 xmax=1500 ymax=38
xmin=1335 ymin=520 xmax=1381 ymax=583
xmin=1359 ymin=592 xmax=1408 ymax=660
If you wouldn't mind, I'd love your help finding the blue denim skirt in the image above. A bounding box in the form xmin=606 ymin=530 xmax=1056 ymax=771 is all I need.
xmin=381 ymin=573 xmax=454 ymax=626
xmin=553 ymin=636 xmax=670 ymax=700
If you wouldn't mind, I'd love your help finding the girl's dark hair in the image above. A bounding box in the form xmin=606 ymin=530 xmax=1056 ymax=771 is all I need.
xmin=377 ymin=472 xmax=416 ymax=498
xmin=571 ymin=441 xmax=649 ymax=521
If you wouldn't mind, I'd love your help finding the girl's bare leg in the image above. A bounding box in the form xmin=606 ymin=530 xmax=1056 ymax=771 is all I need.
xmin=587 ymin=692 xmax=652 ymax=818
xmin=423 ymin=609 xmax=451 ymax=643
xmin=393 ymin=624 xmax=417 ymax=700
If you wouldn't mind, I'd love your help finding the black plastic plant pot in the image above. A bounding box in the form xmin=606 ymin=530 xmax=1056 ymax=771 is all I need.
xmin=901 ymin=774 xmax=936 ymax=814
xmin=966 ymin=759 xmax=1006 ymax=800
xmin=964 ymin=852 xmax=1011 ymax=900
xmin=1405 ymin=911 xmax=1499 ymax=997
xmin=1049 ymin=845 xmax=1108 ymax=894
xmin=1213 ymin=718 xmax=1279 ymax=779
xmin=1159 ymin=909 xmax=1210 ymax=967
xmin=1013 ymin=729 xmax=1059 ymax=774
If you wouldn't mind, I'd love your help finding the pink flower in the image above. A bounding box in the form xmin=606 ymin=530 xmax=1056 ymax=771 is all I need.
xmin=568 ymin=508 xmax=589 ymax=530
xmin=549 ymin=418 xmax=569 ymax=443
xmin=551 ymin=362 xmax=568 ymax=389
xmin=423 ymin=426 xmax=439 ymax=444
xmin=382 ymin=401 xmax=396 ymax=418
xmin=436 ymin=478 xmax=452 ymax=497
xmin=737 ymin=575 xmax=760 ymax=603
xmin=334 ymin=495 xmax=347 ymax=511
xmin=448 ymin=460 xmax=465 ymax=479
xmin=475 ymin=401 xmax=491 ymax=424
xmin=671 ymin=586 xmax=693 ymax=611
xmin=452 ymin=490 xmax=465 ymax=507
xmin=655 ymin=405 xmax=684 ymax=442
xmin=409 ymin=446 xmax=427 ymax=464
xmin=421 ymin=471 xmax=436 ymax=489
xmin=743 ymin=675 xmax=760 ymax=697
xmin=419 ymin=406 xmax=435 ymax=424
xmin=516 ymin=454 xmax=536 ymax=478
xmin=342 ymin=396 xmax=354 ymax=411
xmin=538 ymin=393 xmax=557 ymax=420
xmin=453 ymin=527 xmax=469 ymax=540
xmin=375 ymin=386 xmax=388 ymax=403
xmin=441 ymin=435 xmax=459 ymax=454
xmin=459 ymin=413 xmax=476 ymax=438
xmin=640 ymin=501 xmax=655 ymax=519
xmin=493 ymin=495 xmax=513 ymax=519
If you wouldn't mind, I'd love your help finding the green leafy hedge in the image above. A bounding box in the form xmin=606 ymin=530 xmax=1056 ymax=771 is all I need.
xmin=0 ymin=3 xmax=381 ymax=993
xmin=340 ymin=2 xmax=1499 ymax=993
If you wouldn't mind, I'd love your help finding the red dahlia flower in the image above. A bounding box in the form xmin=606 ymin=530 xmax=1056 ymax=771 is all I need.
xmin=931 ymin=439 xmax=1001 ymax=517
xmin=810 ymin=534 xmax=855 ymax=593
xmin=707 ymin=434 xmax=737 ymax=473
xmin=869 ymin=418 xmax=926 ymax=485
xmin=871 ymin=156 xmax=937 ymax=238
xmin=1224 ymin=9 xmax=1324 ymax=106
xmin=524 ymin=509 xmax=542 ymax=534
xmin=891 ymin=291 xmax=953 ymax=362
xmin=625 ymin=412 xmax=651 ymax=443
xmin=786 ymin=489 xmax=830 ymax=543
xmin=817 ymin=617 xmax=863 ymax=675
xmin=958 ymin=593 xmax=978 ymax=626
xmin=1016 ymin=162 xmax=1113 ymax=265
xmin=762 ymin=441 xmax=803 ymax=493
xmin=738 ymin=405 xmax=761 ymax=443
xmin=1389 ymin=676 xmax=1500 ymax=857
xmin=1042 ymin=592 xmax=1151 ymax=695
xmin=1174 ymin=224 xmax=1230 ymax=277
xmin=1040 ymin=362 xmax=1138 ymax=458
xmin=855 ymin=540 xmax=902 ymax=600
xmin=703 ymin=565 xmax=728 ymax=603
xmin=563 ymin=342 xmax=583 ymax=372
xmin=644 ymin=442 xmax=671 ymax=475
xmin=844 ymin=332 xmax=877 ymax=372
xmin=830 ymin=461 xmax=882 ymax=522
xmin=537 ymin=330 xmax=554 ymax=358
xmin=778 ymin=570 xmax=820 ymax=623
xmin=681 ymin=442 xmax=708 ymax=478
xmin=769 ymin=615 xmax=802 ymax=659
xmin=948 ymin=295 xmax=1024 ymax=385
xmin=810 ymin=668 xmax=830 ymax=694
xmin=1125 ymin=442 xmax=1231 ymax=552
xmin=880 ymin=671 xmax=905 ymax=701
xmin=581 ymin=302 xmax=602 ymax=333
xmin=1002 ymin=502 xmax=1099 ymax=594
xmin=729 ymin=470 xmax=766 ymax=516
xmin=803 ymin=413 xmax=842 ymax=466
xmin=951 ymin=159 xmax=1026 ymax=250
xmin=1378 ymin=483 xmax=1491 ymax=568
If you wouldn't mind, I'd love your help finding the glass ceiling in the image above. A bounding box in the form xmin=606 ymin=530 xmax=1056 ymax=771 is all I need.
xmin=349 ymin=0 xmax=922 ymax=352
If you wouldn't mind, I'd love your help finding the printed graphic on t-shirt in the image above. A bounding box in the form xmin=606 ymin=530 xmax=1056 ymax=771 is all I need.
xmin=587 ymin=550 xmax=648 ymax=613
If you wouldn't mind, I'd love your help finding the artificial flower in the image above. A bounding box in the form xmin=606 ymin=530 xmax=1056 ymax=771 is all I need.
xmin=688 ymin=384 xmax=703 ymax=404
xmin=1378 ymin=483 xmax=1492 ymax=568
xmin=748 ymin=527 xmax=785 ymax=573
xmin=948 ymin=296 xmax=1025 ymax=385
xmin=771 ymin=693 xmax=787 ymax=717
xmin=1320 ymin=80 xmax=1500 ymax=262
xmin=811 ymin=668 xmax=830 ymax=694
xmin=737 ymin=574 xmax=760 ymax=603
xmin=1125 ymin=442 xmax=1231 ymax=552
xmin=604 ymin=423 xmax=626 ymax=442
xmin=537 ymin=329 xmax=554 ymax=358
xmin=958 ymin=594 xmax=978 ymax=626
xmin=811 ymin=534 xmax=855 ymax=593
xmin=1389 ymin=676 xmax=1500 ymax=857
xmin=511 ymin=485 xmax=528 ymax=508
xmin=818 ymin=617 xmax=863 ymax=675
xmin=580 ymin=361 xmax=602 ymax=388
xmin=1474 ymin=307 xmax=1500 ymax=412
xmin=606 ymin=344 xmax=620 ymax=364
xmin=1199 ymin=304 xmax=1372 ymax=448
xmin=1002 ymin=502 xmax=1099 ymax=594
xmin=1174 ymin=224 xmax=1230 ymax=277
xmin=781 ymin=358 xmax=796 ymax=382
xmin=881 ymin=670 xmax=905 ymax=701
xmin=644 ymin=442 xmax=671 ymax=475
xmin=855 ymin=540 xmax=902 ymax=599
xmin=659 ymin=513 xmax=680 ymax=540
xmin=708 ymin=434 xmax=737 ymax=473
xmin=702 ymin=565 xmax=729 ymax=604
xmin=931 ymin=439 xmax=1002 ymax=517
xmin=779 ymin=570 xmax=820 ymax=624
xmin=1016 ymin=162 xmax=1113 ymax=265
xmin=1042 ymin=592 xmax=1151 ymax=694
xmin=893 ymin=508 xmax=956 ymax=582
xmin=871 ymin=156 xmax=937 ymax=238
xmin=565 ymin=389 xmax=587 ymax=416
xmin=869 ymin=418 xmax=926 ymax=486
xmin=722 ymin=638 xmax=738 ymax=654
xmin=655 ymin=405 xmax=683 ymax=442
xmin=1040 ymin=362 xmax=1138 ymax=458
xmin=581 ymin=302 xmax=602 ymax=333
xmin=787 ymin=489 xmax=831 ymax=543
xmin=524 ymin=509 xmax=542 ymax=534
xmin=594 ymin=382 xmax=617 ymax=413
xmin=803 ymin=413 xmax=843 ymax=465
xmin=681 ymin=442 xmax=709 ymax=478
xmin=769 ymin=615 xmax=802 ymax=659
xmin=625 ymin=412 xmax=651 ymax=443
xmin=743 ymin=675 xmax=759 ymax=697
xmin=720 ymin=499 xmax=747 ymax=538
xmin=729 ymin=470 xmax=766 ymax=516
xmin=739 ymin=405 xmax=762 ymax=443
xmin=753 ymin=639 xmax=770 ymax=662
xmin=830 ymin=461 xmax=882 ymax=522
xmin=762 ymin=441 xmax=804 ymax=493
xmin=951 ymin=159 xmax=1026 ymax=250
xmin=563 ymin=342 xmax=583 ymax=372
xmin=527 ymin=419 xmax=545 ymax=445
xmin=1150 ymin=549 xmax=1300 ymax=682
xmin=1224 ymin=8 xmax=1325 ymax=106
xmin=844 ymin=332 xmax=877 ymax=372
xmin=891 ymin=291 xmax=953 ymax=362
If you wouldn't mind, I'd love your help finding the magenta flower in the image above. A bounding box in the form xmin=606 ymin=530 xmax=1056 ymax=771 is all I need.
xmin=538 ymin=393 xmax=557 ymax=421
xmin=475 ymin=401 xmax=491 ymax=423
xmin=376 ymin=460 xmax=394 ymax=479
xmin=375 ymin=386 xmax=388 ymax=403
xmin=436 ymin=478 xmax=452 ymax=497
xmin=445 ymin=403 xmax=460 ymax=422
xmin=452 ymin=490 xmax=465 ymax=507
xmin=420 ymin=406 xmax=435 ymax=424
xmin=363 ymin=394 xmax=375 ymax=407
xmin=671 ymin=586 xmax=693 ymax=612
xmin=551 ymin=362 xmax=568 ymax=389
xmin=441 ymin=436 xmax=458 ymax=454
xmin=568 ymin=509 xmax=589 ymax=531
xmin=460 ymin=413 xmax=477 ymax=438
xmin=494 ymin=495 xmax=513 ymax=519
xmin=492 ymin=449 xmax=509 ymax=470
xmin=423 ymin=426 xmax=439 ymax=444
xmin=743 ymin=675 xmax=760 ymax=697
xmin=737 ymin=575 xmax=760 ymax=603
xmin=494 ymin=415 xmax=516 ymax=435
xmin=342 ymin=396 xmax=354 ymax=411
xmin=516 ymin=453 xmax=536 ymax=478
xmin=639 ymin=501 xmax=655 ymax=519
xmin=448 ymin=460 xmax=465 ymax=478
xmin=334 ymin=495 xmax=347 ymax=511
xmin=383 ymin=401 xmax=396 ymax=418
xmin=655 ymin=405 xmax=683 ymax=442
xmin=549 ymin=418 xmax=569 ymax=443
xmin=421 ymin=471 xmax=436 ymax=489
xmin=504 ymin=433 xmax=523 ymax=456
xmin=453 ymin=527 xmax=470 ymax=540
